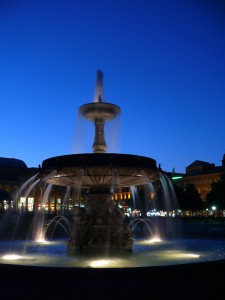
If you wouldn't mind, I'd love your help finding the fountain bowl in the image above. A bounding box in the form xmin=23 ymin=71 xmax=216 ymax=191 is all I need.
xmin=40 ymin=153 xmax=159 ymax=188
xmin=79 ymin=102 xmax=121 ymax=121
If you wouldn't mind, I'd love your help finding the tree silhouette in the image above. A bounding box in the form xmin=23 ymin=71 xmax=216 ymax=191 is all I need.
xmin=206 ymin=173 xmax=225 ymax=211
xmin=178 ymin=184 xmax=203 ymax=215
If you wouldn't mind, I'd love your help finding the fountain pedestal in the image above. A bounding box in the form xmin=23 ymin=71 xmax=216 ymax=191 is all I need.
xmin=68 ymin=189 xmax=133 ymax=252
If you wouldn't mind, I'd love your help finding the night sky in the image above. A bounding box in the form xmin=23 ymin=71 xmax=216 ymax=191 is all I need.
xmin=0 ymin=0 xmax=225 ymax=173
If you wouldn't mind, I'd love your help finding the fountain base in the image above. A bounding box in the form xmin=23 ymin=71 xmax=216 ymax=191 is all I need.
xmin=67 ymin=190 xmax=133 ymax=252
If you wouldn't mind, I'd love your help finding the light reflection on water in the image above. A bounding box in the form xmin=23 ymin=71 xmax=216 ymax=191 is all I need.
xmin=0 ymin=238 xmax=225 ymax=268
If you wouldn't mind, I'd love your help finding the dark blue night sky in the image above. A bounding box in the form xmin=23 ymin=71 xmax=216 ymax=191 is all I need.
xmin=0 ymin=0 xmax=225 ymax=173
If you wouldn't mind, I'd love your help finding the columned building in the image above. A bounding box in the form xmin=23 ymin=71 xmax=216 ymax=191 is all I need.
xmin=182 ymin=154 xmax=225 ymax=201
xmin=0 ymin=157 xmax=37 ymax=210
xmin=0 ymin=157 xmax=72 ymax=213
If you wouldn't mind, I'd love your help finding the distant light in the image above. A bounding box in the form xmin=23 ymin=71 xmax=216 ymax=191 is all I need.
xmin=172 ymin=176 xmax=182 ymax=180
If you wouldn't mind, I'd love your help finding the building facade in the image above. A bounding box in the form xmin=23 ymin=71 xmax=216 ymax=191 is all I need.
xmin=182 ymin=155 xmax=225 ymax=201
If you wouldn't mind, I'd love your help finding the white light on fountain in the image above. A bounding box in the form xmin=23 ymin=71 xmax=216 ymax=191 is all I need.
xmin=177 ymin=253 xmax=200 ymax=258
xmin=138 ymin=237 xmax=162 ymax=245
xmin=164 ymin=251 xmax=200 ymax=260
xmin=35 ymin=238 xmax=49 ymax=243
xmin=149 ymin=237 xmax=162 ymax=243
xmin=88 ymin=258 xmax=126 ymax=268
xmin=34 ymin=226 xmax=49 ymax=243
xmin=2 ymin=254 xmax=23 ymax=261
xmin=89 ymin=259 xmax=111 ymax=267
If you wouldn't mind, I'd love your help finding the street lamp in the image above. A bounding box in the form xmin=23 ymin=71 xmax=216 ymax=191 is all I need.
xmin=211 ymin=206 xmax=217 ymax=217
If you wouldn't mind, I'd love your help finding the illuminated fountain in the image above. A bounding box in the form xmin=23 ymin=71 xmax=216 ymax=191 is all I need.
xmin=1 ymin=71 xmax=225 ymax=273
xmin=39 ymin=70 xmax=159 ymax=252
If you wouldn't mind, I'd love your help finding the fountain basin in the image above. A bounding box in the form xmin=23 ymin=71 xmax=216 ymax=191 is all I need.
xmin=40 ymin=153 xmax=159 ymax=187
xmin=1 ymin=237 xmax=225 ymax=268
xmin=1 ymin=237 xmax=225 ymax=299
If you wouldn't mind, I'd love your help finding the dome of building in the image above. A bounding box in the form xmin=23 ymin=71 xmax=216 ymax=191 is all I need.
xmin=0 ymin=157 xmax=27 ymax=168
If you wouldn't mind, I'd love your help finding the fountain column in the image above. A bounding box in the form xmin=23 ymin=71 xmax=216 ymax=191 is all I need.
xmin=79 ymin=70 xmax=120 ymax=153
xmin=93 ymin=119 xmax=107 ymax=152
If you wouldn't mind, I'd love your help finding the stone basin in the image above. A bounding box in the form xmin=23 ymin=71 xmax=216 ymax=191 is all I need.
xmin=40 ymin=153 xmax=159 ymax=188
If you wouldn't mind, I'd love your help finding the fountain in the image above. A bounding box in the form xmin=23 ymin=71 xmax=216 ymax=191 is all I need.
xmin=0 ymin=71 xmax=225 ymax=298
xmin=39 ymin=70 xmax=159 ymax=252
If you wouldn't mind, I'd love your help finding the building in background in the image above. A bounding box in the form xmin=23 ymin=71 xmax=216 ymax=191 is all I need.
xmin=0 ymin=157 xmax=37 ymax=210
xmin=182 ymin=155 xmax=225 ymax=201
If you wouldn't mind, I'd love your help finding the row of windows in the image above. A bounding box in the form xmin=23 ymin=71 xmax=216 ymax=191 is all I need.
xmin=188 ymin=178 xmax=219 ymax=185
xmin=112 ymin=192 xmax=131 ymax=201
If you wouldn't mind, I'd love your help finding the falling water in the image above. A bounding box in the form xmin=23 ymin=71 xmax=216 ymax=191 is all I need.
xmin=130 ymin=186 xmax=142 ymax=214
xmin=41 ymin=183 xmax=53 ymax=209
xmin=3 ymin=174 xmax=40 ymax=242
xmin=158 ymin=173 xmax=182 ymax=237
xmin=34 ymin=183 xmax=53 ymax=241
xmin=73 ymin=110 xmax=90 ymax=153
xmin=159 ymin=173 xmax=179 ymax=213
xmin=45 ymin=215 xmax=72 ymax=240
xmin=129 ymin=218 xmax=159 ymax=238
xmin=16 ymin=173 xmax=39 ymax=208
xmin=62 ymin=186 xmax=72 ymax=213
xmin=104 ymin=113 xmax=121 ymax=153
xmin=24 ymin=179 xmax=40 ymax=200
xmin=164 ymin=174 xmax=179 ymax=209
